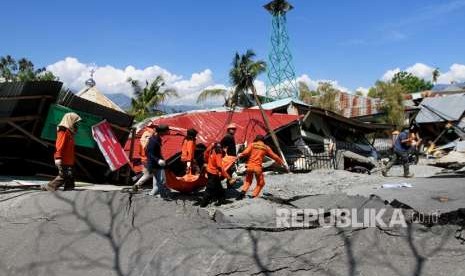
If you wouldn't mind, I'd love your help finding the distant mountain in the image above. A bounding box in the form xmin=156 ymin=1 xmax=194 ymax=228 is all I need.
xmin=105 ymin=93 xmax=132 ymax=111
xmin=433 ymin=83 xmax=465 ymax=91
xmin=104 ymin=93 xmax=220 ymax=114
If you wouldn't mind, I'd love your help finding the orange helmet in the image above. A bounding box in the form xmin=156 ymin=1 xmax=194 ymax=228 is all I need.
xmin=227 ymin=123 xmax=238 ymax=130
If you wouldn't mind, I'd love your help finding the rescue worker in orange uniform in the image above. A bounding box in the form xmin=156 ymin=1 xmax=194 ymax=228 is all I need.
xmin=196 ymin=143 xmax=231 ymax=207
xmin=42 ymin=112 xmax=82 ymax=191
xmin=132 ymin=128 xmax=154 ymax=191
xmin=236 ymin=135 xmax=284 ymax=199
xmin=181 ymin=128 xmax=198 ymax=174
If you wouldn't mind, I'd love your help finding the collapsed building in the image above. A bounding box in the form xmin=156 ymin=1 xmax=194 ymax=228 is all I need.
xmin=0 ymin=81 xmax=134 ymax=183
xmin=1 ymin=79 xmax=397 ymax=185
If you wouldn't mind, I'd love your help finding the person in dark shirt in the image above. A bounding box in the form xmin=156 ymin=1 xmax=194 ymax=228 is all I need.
xmin=221 ymin=123 xmax=237 ymax=156
xmin=382 ymin=128 xmax=414 ymax=177
xmin=145 ymin=124 xmax=171 ymax=198
xmin=220 ymin=123 xmax=239 ymax=187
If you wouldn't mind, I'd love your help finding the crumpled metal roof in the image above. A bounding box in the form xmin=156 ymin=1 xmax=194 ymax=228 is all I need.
xmin=416 ymin=94 xmax=465 ymax=123
xmin=130 ymin=109 xmax=299 ymax=161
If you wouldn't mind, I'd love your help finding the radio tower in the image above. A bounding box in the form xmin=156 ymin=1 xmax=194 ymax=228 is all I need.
xmin=264 ymin=0 xmax=298 ymax=100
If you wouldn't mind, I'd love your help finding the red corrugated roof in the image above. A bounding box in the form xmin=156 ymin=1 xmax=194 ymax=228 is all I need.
xmin=127 ymin=109 xmax=299 ymax=163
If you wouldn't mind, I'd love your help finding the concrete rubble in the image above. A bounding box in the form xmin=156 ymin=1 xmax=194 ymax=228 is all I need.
xmin=1 ymin=167 xmax=464 ymax=276
xmin=434 ymin=151 xmax=465 ymax=170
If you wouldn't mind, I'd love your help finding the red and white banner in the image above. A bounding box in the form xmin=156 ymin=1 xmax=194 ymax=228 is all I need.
xmin=92 ymin=120 xmax=129 ymax=171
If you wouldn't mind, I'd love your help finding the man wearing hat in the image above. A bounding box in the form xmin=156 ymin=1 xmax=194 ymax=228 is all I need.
xmin=221 ymin=123 xmax=238 ymax=157
xmin=145 ymin=124 xmax=171 ymax=198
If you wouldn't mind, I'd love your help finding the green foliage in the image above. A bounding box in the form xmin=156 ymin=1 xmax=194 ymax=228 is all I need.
xmin=228 ymin=49 xmax=266 ymax=107
xmin=432 ymin=68 xmax=440 ymax=84
xmin=391 ymin=71 xmax=433 ymax=93
xmin=196 ymin=88 xmax=230 ymax=106
xmin=370 ymin=81 xmax=406 ymax=128
xmin=314 ymin=82 xmax=341 ymax=113
xmin=298 ymin=81 xmax=318 ymax=103
xmin=0 ymin=55 xmax=58 ymax=82
xmin=354 ymin=90 xmax=364 ymax=97
xmin=128 ymin=76 xmax=178 ymax=122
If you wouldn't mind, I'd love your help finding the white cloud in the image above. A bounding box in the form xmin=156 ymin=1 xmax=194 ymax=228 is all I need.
xmin=406 ymin=63 xmax=435 ymax=81
xmin=297 ymin=74 xmax=350 ymax=92
xmin=381 ymin=63 xmax=465 ymax=84
xmin=438 ymin=64 xmax=465 ymax=84
xmin=47 ymin=57 xmax=219 ymax=106
xmin=355 ymin=87 xmax=370 ymax=96
xmin=381 ymin=68 xmax=401 ymax=81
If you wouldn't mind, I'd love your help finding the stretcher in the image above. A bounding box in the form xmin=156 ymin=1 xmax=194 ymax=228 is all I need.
xmin=165 ymin=155 xmax=237 ymax=193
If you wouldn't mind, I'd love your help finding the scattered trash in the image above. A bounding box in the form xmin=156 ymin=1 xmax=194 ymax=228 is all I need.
xmin=432 ymin=196 xmax=449 ymax=203
xmin=381 ymin=183 xmax=413 ymax=189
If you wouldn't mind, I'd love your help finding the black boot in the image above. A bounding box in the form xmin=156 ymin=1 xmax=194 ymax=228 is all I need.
xmin=215 ymin=197 xmax=232 ymax=206
xmin=199 ymin=197 xmax=211 ymax=207
xmin=236 ymin=191 xmax=246 ymax=201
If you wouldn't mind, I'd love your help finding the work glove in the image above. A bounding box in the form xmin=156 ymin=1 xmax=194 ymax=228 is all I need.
xmin=186 ymin=161 xmax=191 ymax=169
xmin=54 ymin=159 xmax=62 ymax=167
xmin=158 ymin=159 xmax=166 ymax=167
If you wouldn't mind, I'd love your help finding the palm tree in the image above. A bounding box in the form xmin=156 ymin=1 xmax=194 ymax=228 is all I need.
xmin=0 ymin=55 xmax=55 ymax=82
xmin=232 ymin=50 xmax=289 ymax=169
xmin=0 ymin=55 xmax=17 ymax=81
xmin=432 ymin=68 xmax=440 ymax=85
xmin=196 ymin=50 xmax=266 ymax=108
xmin=229 ymin=50 xmax=266 ymax=107
xmin=196 ymin=88 xmax=231 ymax=106
xmin=128 ymin=75 xmax=178 ymax=121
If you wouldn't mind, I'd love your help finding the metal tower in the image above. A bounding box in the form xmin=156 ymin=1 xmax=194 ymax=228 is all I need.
xmin=264 ymin=0 xmax=298 ymax=100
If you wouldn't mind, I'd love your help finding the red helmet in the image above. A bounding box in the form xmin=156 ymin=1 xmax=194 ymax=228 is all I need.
xmin=227 ymin=123 xmax=238 ymax=130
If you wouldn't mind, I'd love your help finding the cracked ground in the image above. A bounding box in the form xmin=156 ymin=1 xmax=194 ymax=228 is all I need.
xmin=0 ymin=169 xmax=464 ymax=276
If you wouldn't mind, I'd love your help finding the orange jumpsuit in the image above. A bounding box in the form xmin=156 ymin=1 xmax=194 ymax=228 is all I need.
xmin=238 ymin=141 xmax=283 ymax=197
xmin=54 ymin=129 xmax=75 ymax=166
xmin=206 ymin=149 xmax=228 ymax=178
xmin=181 ymin=139 xmax=195 ymax=162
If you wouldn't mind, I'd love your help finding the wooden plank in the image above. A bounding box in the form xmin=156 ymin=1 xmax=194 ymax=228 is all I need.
xmin=7 ymin=121 xmax=48 ymax=147
xmin=0 ymin=116 xmax=40 ymax=123
xmin=0 ymin=95 xmax=53 ymax=101
xmin=42 ymin=141 xmax=107 ymax=166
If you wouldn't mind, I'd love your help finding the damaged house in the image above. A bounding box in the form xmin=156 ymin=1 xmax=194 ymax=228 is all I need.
xmin=254 ymin=98 xmax=392 ymax=172
xmin=0 ymin=80 xmax=134 ymax=183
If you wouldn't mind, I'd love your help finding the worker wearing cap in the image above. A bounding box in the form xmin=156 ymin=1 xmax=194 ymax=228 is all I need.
xmin=236 ymin=135 xmax=284 ymax=199
xmin=181 ymin=128 xmax=198 ymax=174
xmin=197 ymin=142 xmax=231 ymax=207
xmin=144 ymin=124 xmax=171 ymax=198
xmin=221 ymin=123 xmax=238 ymax=157
xmin=42 ymin=112 xmax=82 ymax=191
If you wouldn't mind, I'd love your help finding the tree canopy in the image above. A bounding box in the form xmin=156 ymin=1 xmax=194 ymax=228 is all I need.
xmin=128 ymin=76 xmax=178 ymax=122
xmin=391 ymin=71 xmax=433 ymax=93
xmin=369 ymin=80 xmax=406 ymax=128
xmin=0 ymin=55 xmax=58 ymax=82
xmin=197 ymin=49 xmax=266 ymax=108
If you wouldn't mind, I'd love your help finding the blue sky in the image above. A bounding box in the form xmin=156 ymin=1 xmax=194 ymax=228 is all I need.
xmin=3 ymin=0 xmax=465 ymax=103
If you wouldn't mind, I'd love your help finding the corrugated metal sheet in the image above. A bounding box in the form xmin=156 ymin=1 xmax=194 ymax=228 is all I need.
xmin=416 ymin=94 xmax=465 ymax=123
xmin=335 ymin=92 xmax=383 ymax=118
